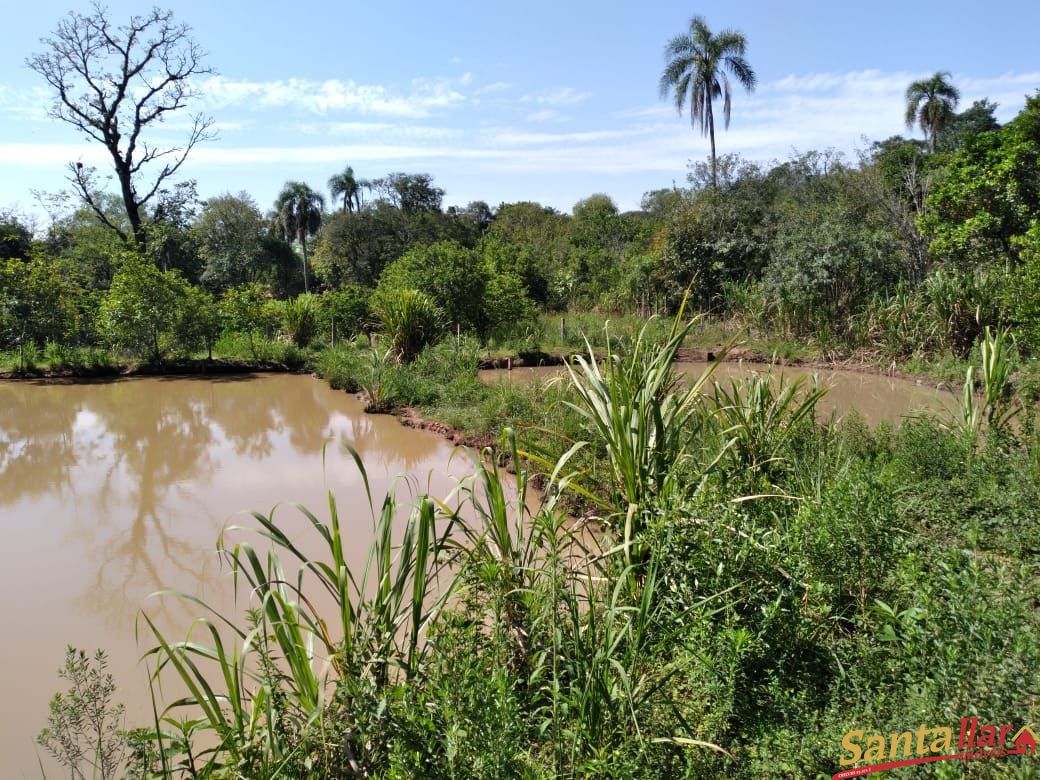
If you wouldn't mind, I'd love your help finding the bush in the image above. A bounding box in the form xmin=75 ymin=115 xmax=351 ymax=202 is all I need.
xmin=318 ymin=285 xmax=372 ymax=344
xmin=281 ymin=292 xmax=318 ymax=347
xmin=98 ymin=254 xmax=190 ymax=363
xmin=372 ymin=287 xmax=443 ymax=362
xmin=378 ymin=241 xmax=487 ymax=334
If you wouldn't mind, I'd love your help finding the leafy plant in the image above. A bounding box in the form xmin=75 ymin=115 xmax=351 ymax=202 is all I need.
xmin=281 ymin=292 xmax=318 ymax=347
xmin=954 ymin=326 xmax=1019 ymax=442
xmin=562 ymin=298 xmax=729 ymax=564
xmin=372 ymin=287 xmax=443 ymax=362
xmin=37 ymin=647 xmax=130 ymax=780
xmin=711 ymin=370 xmax=827 ymax=478
xmin=141 ymin=453 xmax=459 ymax=776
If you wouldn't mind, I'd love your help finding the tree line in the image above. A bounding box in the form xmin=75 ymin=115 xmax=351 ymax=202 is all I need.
xmin=3 ymin=5 xmax=1039 ymax=370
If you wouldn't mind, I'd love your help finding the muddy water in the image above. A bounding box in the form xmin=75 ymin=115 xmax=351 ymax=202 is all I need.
xmin=481 ymin=361 xmax=958 ymax=427
xmin=0 ymin=374 xmax=462 ymax=777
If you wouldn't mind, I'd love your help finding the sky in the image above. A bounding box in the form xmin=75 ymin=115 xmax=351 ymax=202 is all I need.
xmin=1 ymin=0 xmax=1038 ymax=222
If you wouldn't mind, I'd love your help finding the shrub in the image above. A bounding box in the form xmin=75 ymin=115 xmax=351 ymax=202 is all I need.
xmin=372 ymin=287 xmax=443 ymax=362
xmin=318 ymin=285 xmax=371 ymax=344
xmin=281 ymin=292 xmax=318 ymax=347
xmin=98 ymin=255 xmax=189 ymax=363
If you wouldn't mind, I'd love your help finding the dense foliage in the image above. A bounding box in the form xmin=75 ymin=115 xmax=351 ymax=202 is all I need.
xmin=5 ymin=90 xmax=1040 ymax=373
xmin=40 ymin=324 xmax=1040 ymax=779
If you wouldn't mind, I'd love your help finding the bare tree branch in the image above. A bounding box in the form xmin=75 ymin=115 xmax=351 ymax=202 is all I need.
xmin=27 ymin=4 xmax=214 ymax=251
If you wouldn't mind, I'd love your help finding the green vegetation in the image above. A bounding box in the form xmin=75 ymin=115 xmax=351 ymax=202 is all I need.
xmin=6 ymin=85 xmax=1040 ymax=380
xmin=41 ymin=321 xmax=1040 ymax=778
xmin=15 ymin=5 xmax=1040 ymax=778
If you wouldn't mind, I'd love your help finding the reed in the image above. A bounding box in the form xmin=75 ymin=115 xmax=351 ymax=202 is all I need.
xmin=140 ymin=450 xmax=458 ymax=776
xmin=561 ymin=294 xmax=730 ymax=564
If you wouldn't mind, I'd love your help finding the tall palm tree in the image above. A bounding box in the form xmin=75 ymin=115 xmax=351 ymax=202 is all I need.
xmin=274 ymin=182 xmax=324 ymax=293
xmin=659 ymin=15 xmax=756 ymax=189
xmin=328 ymin=166 xmax=361 ymax=213
xmin=905 ymin=71 xmax=960 ymax=153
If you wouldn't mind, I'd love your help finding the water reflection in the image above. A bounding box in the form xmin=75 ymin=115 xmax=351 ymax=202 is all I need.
xmin=0 ymin=382 xmax=81 ymax=505
xmin=0 ymin=373 xmax=459 ymax=778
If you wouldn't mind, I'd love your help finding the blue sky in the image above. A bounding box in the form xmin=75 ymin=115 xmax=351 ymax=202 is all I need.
xmin=2 ymin=0 xmax=1038 ymax=221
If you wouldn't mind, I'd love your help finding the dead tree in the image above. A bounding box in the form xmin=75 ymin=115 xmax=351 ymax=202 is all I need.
xmin=28 ymin=4 xmax=214 ymax=249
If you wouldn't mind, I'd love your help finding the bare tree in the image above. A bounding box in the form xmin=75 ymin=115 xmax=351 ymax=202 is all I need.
xmin=28 ymin=4 xmax=214 ymax=249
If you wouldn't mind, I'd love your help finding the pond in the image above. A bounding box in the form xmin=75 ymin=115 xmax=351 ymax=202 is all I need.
xmin=0 ymin=363 xmax=956 ymax=775
xmin=0 ymin=374 xmax=461 ymax=777
xmin=480 ymin=360 xmax=958 ymax=428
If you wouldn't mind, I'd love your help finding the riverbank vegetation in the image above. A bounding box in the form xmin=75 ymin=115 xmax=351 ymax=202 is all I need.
xmin=13 ymin=5 xmax=1040 ymax=777
xmin=3 ymin=89 xmax=1040 ymax=383
xmin=38 ymin=318 xmax=1040 ymax=779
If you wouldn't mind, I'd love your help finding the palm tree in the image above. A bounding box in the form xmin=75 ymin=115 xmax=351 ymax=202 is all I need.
xmin=328 ymin=166 xmax=361 ymax=213
xmin=659 ymin=15 xmax=756 ymax=189
xmin=905 ymin=71 xmax=960 ymax=153
xmin=274 ymin=182 xmax=324 ymax=293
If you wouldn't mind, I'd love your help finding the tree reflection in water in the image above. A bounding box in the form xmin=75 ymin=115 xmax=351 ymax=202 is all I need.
xmin=0 ymin=374 xmax=454 ymax=628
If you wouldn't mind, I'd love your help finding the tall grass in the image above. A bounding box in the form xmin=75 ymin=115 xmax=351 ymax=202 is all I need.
xmin=953 ymin=327 xmax=1019 ymax=443
xmin=281 ymin=294 xmax=318 ymax=347
xmin=711 ymin=370 xmax=827 ymax=478
xmin=372 ymin=288 xmax=443 ymax=363
xmin=140 ymin=451 xmax=458 ymax=776
xmin=561 ymin=297 xmax=730 ymax=564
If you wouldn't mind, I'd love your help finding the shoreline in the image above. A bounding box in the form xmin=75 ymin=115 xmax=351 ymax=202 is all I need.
xmin=478 ymin=345 xmax=959 ymax=390
xmin=0 ymin=344 xmax=963 ymax=399
xmin=0 ymin=358 xmax=303 ymax=382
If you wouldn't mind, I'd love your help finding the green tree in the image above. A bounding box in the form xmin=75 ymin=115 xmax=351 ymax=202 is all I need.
xmin=904 ymin=71 xmax=960 ymax=153
xmin=328 ymin=166 xmax=361 ymax=213
xmin=98 ymin=255 xmax=188 ymax=362
xmin=0 ymin=212 xmax=32 ymax=261
xmin=0 ymin=257 xmax=81 ymax=368
xmin=483 ymin=202 xmax=573 ymax=307
xmin=376 ymin=173 xmax=444 ymax=214
xmin=220 ymin=283 xmax=273 ymax=360
xmin=194 ymin=192 xmax=274 ymax=290
xmin=319 ymin=285 xmax=371 ymax=342
xmin=44 ymin=198 xmax=130 ymax=290
xmin=659 ymin=15 xmax=756 ymax=189
xmin=378 ymin=240 xmax=488 ymax=334
xmin=920 ymin=93 xmax=1040 ymax=270
xmin=312 ymin=206 xmax=410 ymax=289
xmin=175 ymin=285 xmax=222 ymax=359
xmin=1005 ymin=222 xmax=1040 ymax=351
xmin=274 ymin=182 xmax=325 ymax=293
xmin=938 ymin=99 xmax=1000 ymax=152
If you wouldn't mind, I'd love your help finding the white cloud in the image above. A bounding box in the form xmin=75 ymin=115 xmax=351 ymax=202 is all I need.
xmin=521 ymin=87 xmax=592 ymax=106
xmin=525 ymin=109 xmax=559 ymax=123
xmin=198 ymin=74 xmax=469 ymax=117
xmin=3 ymin=69 xmax=1037 ymax=202
xmin=473 ymin=81 xmax=511 ymax=96
xmin=294 ymin=122 xmax=462 ymax=140
xmin=493 ymin=126 xmax=658 ymax=146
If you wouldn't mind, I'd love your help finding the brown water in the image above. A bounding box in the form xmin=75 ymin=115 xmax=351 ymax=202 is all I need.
xmin=480 ymin=361 xmax=958 ymax=427
xmin=0 ymin=374 xmax=462 ymax=777
xmin=0 ymin=365 xmax=954 ymax=774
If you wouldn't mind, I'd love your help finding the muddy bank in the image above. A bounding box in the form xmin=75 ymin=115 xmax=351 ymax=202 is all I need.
xmin=0 ymin=358 xmax=301 ymax=382
xmin=397 ymin=406 xmax=494 ymax=450
xmin=479 ymin=346 xmax=959 ymax=391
